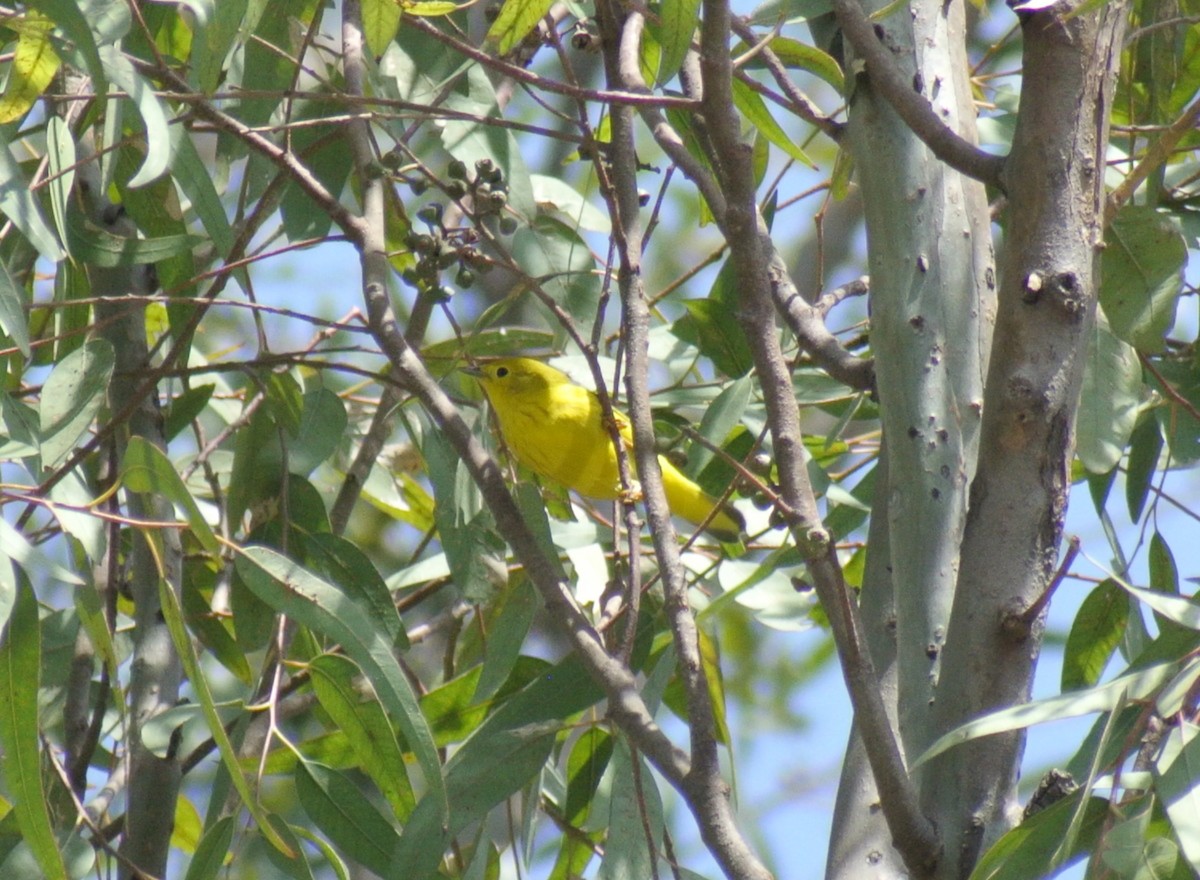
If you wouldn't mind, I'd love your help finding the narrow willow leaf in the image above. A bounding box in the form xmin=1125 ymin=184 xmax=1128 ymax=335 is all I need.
xmin=731 ymin=78 xmax=814 ymax=166
xmin=1125 ymin=414 xmax=1162 ymax=521
xmin=65 ymin=215 xmax=200 ymax=268
xmin=99 ymin=46 xmax=172 ymax=187
xmin=1077 ymin=314 xmax=1141 ymax=474
xmin=0 ymin=581 xmax=67 ymax=880
xmin=0 ymin=140 xmax=64 ymax=262
xmin=39 ymin=339 xmax=113 ymax=469
xmin=294 ymin=760 xmax=401 ymax=876
xmin=122 ymin=436 xmax=219 ymax=554
xmin=0 ymin=260 xmax=30 ymax=358
xmin=182 ymin=815 xmax=234 ymax=880
xmin=914 ymin=660 xmax=1178 ymax=768
xmin=1101 ymin=205 xmax=1186 ymax=353
xmin=154 ymin=547 xmax=296 ymax=858
xmin=309 ymin=654 xmax=416 ymax=820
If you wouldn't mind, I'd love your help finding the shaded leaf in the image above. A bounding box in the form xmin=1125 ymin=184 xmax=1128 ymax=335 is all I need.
xmin=0 ymin=580 xmax=66 ymax=880
xmin=1101 ymin=205 xmax=1186 ymax=353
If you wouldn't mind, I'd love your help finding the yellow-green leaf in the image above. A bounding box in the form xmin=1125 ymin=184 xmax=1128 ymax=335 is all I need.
xmin=485 ymin=0 xmax=554 ymax=54
xmin=0 ymin=14 xmax=60 ymax=125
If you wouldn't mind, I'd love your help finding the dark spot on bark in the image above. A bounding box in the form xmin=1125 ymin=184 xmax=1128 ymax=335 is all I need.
xmin=917 ymin=255 xmax=929 ymax=273
xmin=940 ymin=464 xmax=951 ymax=478
xmin=937 ymin=429 xmax=949 ymax=442
xmin=910 ymin=315 xmax=925 ymax=330
xmin=1049 ymin=271 xmax=1087 ymax=320
xmin=908 ymin=426 xmax=920 ymax=439
xmin=931 ymin=487 xmax=941 ymax=500
xmin=873 ymin=23 xmax=886 ymax=41
xmin=913 ymin=71 xmax=924 ymax=94
xmin=986 ymin=267 xmax=995 ymax=289
xmin=926 ymin=642 xmax=939 ymax=659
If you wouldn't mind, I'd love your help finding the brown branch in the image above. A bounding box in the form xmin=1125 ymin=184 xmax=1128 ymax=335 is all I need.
xmin=831 ymin=0 xmax=1007 ymax=191
xmin=341 ymin=0 xmax=697 ymax=800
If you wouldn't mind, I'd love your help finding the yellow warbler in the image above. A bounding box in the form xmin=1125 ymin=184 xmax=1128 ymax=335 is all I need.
xmin=470 ymin=357 xmax=744 ymax=541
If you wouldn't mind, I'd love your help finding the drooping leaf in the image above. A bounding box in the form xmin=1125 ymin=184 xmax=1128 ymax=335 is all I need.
xmin=0 ymin=580 xmax=66 ymax=880
xmin=1076 ymin=314 xmax=1141 ymax=474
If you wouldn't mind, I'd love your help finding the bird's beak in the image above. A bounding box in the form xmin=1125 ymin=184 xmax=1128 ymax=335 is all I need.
xmin=462 ymin=364 xmax=484 ymax=377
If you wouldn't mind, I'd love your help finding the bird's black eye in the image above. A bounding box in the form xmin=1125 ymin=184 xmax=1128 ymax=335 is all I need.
xmin=495 ymin=366 xmax=509 ymax=378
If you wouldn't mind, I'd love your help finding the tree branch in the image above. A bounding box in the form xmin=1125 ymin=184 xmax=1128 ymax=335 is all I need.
xmin=831 ymin=0 xmax=1007 ymax=191
xmin=698 ymin=0 xmax=940 ymax=874
xmin=341 ymin=0 xmax=696 ymax=805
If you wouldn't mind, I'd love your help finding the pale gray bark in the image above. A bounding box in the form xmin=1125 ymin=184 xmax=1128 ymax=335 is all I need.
xmin=925 ymin=4 xmax=1129 ymax=876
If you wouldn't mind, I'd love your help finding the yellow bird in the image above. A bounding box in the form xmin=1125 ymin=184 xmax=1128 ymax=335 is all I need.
xmin=469 ymin=357 xmax=744 ymax=541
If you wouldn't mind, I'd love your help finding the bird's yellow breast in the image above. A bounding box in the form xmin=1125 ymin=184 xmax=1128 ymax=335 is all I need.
xmin=488 ymin=378 xmax=626 ymax=499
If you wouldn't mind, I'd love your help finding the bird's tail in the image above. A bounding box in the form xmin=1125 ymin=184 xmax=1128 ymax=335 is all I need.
xmin=658 ymin=456 xmax=745 ymax=542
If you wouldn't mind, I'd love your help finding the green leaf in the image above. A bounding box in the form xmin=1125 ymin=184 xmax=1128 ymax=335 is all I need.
xmin=122 ymin=436 xmax=220 ymax=554
xmin=182 ymin=816 xmax=235 ymax=880
xmin=472 ymin=577 xmax=539 ymax=704
xmin=25 ymin=0 xmax=106 ymax=97
xmin=1154 ymin=722 xmax=1200 ymax=877
xmin=306 ymin=534 xmax=407 ymax=649
xmin=44 ymin=116 xmax=75 ymax=269
xmin=99 ymin=45 xmax=172 ymax=187
xmin=295 ymin=760 xmax=401 ymax=877
xmin=1151 ymin=360 xmax=1200 ymax=465
xmin=1125 ymin=414 xmax=1162 ymax=521
xmin=0 ymin=580 xmax=67 ymax=880
xmin=309 ymin=654 xmax=416 ymax=820
xmin=0 ymin=14 xmax=60 ymax=125
xmin=0 ymin=259 xmax=30 ymax=359
xmin=234 ymin=546 xmax=447 ymax=817
xmin=289 ymin=389 xmax=348 ymax=476
xmin=914 ymin=660 xmax=1178 ymax=769
xmin=400 ymin=0 xmax=458 ymax=14
xmin=564 ymin=727 xmax=612 ymax=825
xmin=155 ymin=540 xmax=296 ymax=859
xmin=755 ymin=35 xmax=843 ymax=91
xmin=598 ymin=738 xmax=664 ymax=880
xmin=1076 ymin=314 xmax=1141 ymax=474
xmin=672 ymin=298 xmax=754 ymax=378
xmin=39 ymin=338 xmax=114 ymax=469
xmin=66 ymin=214 xmax=201 ymax=268
xmin=363 ymin=0 xmax=403 ymax=56
xmin=1062 ymin=579 xmax=1127 ymax=691
xmin=190 ymin=0 xmax=246 ymax=92
xmin=1100 ymin=205 xmax=1187 ymax=353
xmin=165 ymin=384 xmax=216 ymax=441
xmin=732 ymin=78 xmax=814 ymax=166
xmin=687 ymin=375 xmax=752 ymax=477
xmin=0 ymin=140 xmax=64 ymax=263
xmin=657 ymin=0 xmax=700 ymax=84
xmin=484 ymin=0 xmax=554 ymax=55
xmin=424 ymin=425 xmax=506 ymax=602
xmin=968 ymin=792 xmax=1108 ymax=880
